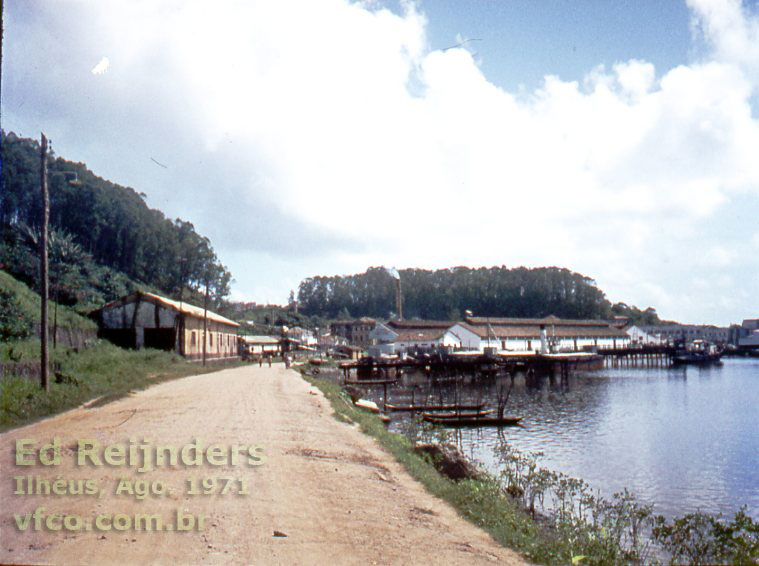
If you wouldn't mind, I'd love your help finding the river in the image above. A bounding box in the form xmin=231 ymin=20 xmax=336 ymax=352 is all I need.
xmin=369 ymin=356 xmax=758 ymax=520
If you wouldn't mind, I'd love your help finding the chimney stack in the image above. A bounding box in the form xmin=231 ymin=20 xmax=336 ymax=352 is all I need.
xmin=395 ymin=277 xmax=403 ymax=321
xmin=386 ymin=267 xmax=402 ymax=321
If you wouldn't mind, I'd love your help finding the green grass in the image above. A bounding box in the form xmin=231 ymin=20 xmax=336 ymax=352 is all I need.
xmin=1 ymin=339 xmax=242 ymax=431
xmin=0 ymin=269 xmax=96 ymax=331
xmin=301 ymin=372 xmax=579 ymax=565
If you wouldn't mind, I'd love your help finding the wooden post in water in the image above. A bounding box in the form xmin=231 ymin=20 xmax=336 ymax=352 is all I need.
xmin=39 ymin=133 xmax=50 ymax=392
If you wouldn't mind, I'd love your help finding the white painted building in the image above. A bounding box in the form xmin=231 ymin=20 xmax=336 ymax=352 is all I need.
xmin=369 ymin=316 xmax=631 ymax=355
xmin=368 ymin=320 xmax=457 ymax=356
xmin=448 ymin=316 xmax=631 ymax=352
xmin=240 ymin=335 xmax=281 ymax=355
xmin=625 ymin=325 xmax=663 ymax=345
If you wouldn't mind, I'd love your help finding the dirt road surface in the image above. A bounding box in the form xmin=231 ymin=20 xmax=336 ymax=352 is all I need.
xmin=1 ymin=364 xmax=528 ymax=565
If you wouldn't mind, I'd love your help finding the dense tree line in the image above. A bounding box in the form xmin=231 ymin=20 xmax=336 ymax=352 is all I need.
xmin=298 ymin=266 xmax=661 ymax=324
xmin=0 ymin=131 xmax=231 ymax=311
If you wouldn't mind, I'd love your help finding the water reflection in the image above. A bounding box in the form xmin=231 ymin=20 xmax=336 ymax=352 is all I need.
xmin=354 ymin=358 xmax=759 ymax=520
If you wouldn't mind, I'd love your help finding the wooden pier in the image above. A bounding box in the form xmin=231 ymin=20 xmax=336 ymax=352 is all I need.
xmin=340 ymin=351 xmax=603 ymax=382
xmin=598 ymin=345 xmax=676 ymax=367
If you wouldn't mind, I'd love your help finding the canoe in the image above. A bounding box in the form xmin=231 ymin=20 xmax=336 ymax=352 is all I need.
xmin=344 ymin=378 xmax=398 ymax=386
xmin=421 ymin=410 xmax=494 ymax=419
xmin=423 ymin=415 xmax=523 ymax=427
xmin=354 ymin=399 xmax=381 ymax=413
xmin=385 ymin=403 xmax=485 ymax=412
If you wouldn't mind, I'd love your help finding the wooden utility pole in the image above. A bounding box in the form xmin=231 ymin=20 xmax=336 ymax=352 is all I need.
xmin=202 ymin=280 xmax=209 ymax=367
xmin=40 ymin=133 xmax=50 ymax=392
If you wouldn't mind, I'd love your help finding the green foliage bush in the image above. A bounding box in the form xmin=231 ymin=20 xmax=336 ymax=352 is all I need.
xmin=652 ymin=508 xmax=758 ymax=565
xmin=0 ymin=288 xmax=33 ymax=341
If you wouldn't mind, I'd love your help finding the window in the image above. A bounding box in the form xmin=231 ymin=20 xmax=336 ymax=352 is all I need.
xmin=208 ymin=332 xmax=212 ymax=346
xmin=191 ymin=331 xmax=196 ymax=346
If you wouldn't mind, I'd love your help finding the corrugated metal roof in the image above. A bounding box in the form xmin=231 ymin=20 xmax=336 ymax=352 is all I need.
xmin=387 ymin=320 xmax=454 ymax=329
xmin=240 ymin=335 xmax=280 ymax=344
xmin=465 ymin=316 xmax=619 ymax=328
xmin=101 ymin=292 xmax=240 ymax=327
xmin=394 ymin=328 xmax=448 ymax=342
xmin=459 ymin=318 xmax=627 ymax=339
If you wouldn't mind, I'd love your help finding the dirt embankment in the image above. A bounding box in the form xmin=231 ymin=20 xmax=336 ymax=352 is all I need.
xmin=1 ymin=364 xmax=527 ymax=565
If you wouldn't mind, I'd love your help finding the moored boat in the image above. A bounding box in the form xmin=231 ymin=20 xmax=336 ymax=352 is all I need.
xmin=385 ymin=402 xmax=486 ymax=412
xmin=423 ymin=415 xmax=523 ymax=427
xmin=420 ymin=409 xmax=494 ymax=419
xmin=672 ymin=340 xmax=723 ymax=365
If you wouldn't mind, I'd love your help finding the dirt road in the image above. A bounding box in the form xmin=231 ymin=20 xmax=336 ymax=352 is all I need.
xmin=1 ymin=364 xmax=527 ymax=565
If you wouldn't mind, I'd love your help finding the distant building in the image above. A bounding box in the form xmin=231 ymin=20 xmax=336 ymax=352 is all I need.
xmin=368 ymin=316 xmax=629 ymax=355
xmin=640 ymin=324 xmax=729 ymax=344
xmin=368 ymin=320 xmax=456 ymax=356
xmin=239 ymin=335 xmax=281 ymax=356
xmin=285 ymin=326 xmax=317 ymax=347
xmin=449 ymin=316 xmax=630 ymax=352
xmin=316 ymin=332 xmax=348 ymax=351
xmin=624 ymin=324 xmax=662 ymax=345
xmin=731 ymin=319 xmax=759 ymax=349
xmin=330 ymin=318 xmax=376 ymax=348
xmin=98 ymin=292 xmax=239 ymax=360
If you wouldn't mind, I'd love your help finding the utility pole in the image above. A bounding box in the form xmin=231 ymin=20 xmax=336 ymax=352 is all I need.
xmin=202 ymin=279 xmax=209 ymax=367
xmin=40 ymin=133 xmax=50 ymax=392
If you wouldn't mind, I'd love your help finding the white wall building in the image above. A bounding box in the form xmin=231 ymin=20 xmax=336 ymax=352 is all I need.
xmin=240 ymin=335 xmax=281 ymax=355
xmin=369 ymin=316 xmax=630 ymax=355
xmin=368 ymin=320 xmax=457 ymax=356
xmin=625 ymin=325 xmax=663 ymax=345
xmin=447 ymin=316 xmax=631 ymax=352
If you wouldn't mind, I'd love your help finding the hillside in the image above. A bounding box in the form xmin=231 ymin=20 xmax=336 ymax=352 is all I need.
xmin=298 ymin=266 xmax=662 ymax=324
xmin=0 ymin=270 xmax=96 ymax=339
xmin=0 ymin=131 xmax=231 ymax=313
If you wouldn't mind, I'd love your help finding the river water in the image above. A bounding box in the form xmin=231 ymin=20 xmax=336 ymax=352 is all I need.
xmin=369 ymin=356 xmax=758 ymax=520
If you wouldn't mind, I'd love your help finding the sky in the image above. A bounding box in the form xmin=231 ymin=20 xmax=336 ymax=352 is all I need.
xmin=2 ymin=0 xmax=758 ymax=326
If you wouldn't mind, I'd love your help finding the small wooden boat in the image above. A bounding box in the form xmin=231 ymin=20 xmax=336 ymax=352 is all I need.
xmin=423 ymin=415 xmax=524 ymax=427
xmin=385 ymin=402 xmax=486 ymax=412
xmin=354 ymin=399 xmax=381 ymax=413
xmin=344 ymin=378 xmax=398 ymax=386
xmin=421 ymin=409 xmax=494 ymax=419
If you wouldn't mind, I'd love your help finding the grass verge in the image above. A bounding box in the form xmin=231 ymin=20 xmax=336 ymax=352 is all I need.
xmin=1 ymin=339 xmax=242 ymax=431
xmin=301 ymin=371 xmax=578 ymax=565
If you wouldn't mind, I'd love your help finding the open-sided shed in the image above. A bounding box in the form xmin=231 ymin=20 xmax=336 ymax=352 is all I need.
xmin=97 ymin=292 xmax=240 ymax=360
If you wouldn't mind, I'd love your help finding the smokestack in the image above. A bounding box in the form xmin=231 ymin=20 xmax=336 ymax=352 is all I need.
xmin=395 ymin=277 xmax=403 ymax=321
xmin=385 ymin=267 xmax=402 ymax=320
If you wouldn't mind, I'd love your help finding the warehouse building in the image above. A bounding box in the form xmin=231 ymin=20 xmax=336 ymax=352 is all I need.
xmin=97 ymin=292 xmax=240 ymax=360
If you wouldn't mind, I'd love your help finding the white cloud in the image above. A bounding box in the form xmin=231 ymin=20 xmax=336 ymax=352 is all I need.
xmin=688 ymin=0 xmax=759 ymax=79
xmin=4 ymin=0 xmax=759 ymax=324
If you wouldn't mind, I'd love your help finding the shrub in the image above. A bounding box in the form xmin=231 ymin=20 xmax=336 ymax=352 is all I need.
xmin=0 ymin=288 xmax=32 ymax=341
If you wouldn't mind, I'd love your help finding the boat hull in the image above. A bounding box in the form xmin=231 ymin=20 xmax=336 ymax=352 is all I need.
xmin=385 ymin=403 xmax=486 ymax=412
xmin=423 ymin=415 xmax=523 ymax=427
xmin=672 ymin=353 xmax=722 ymax=365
